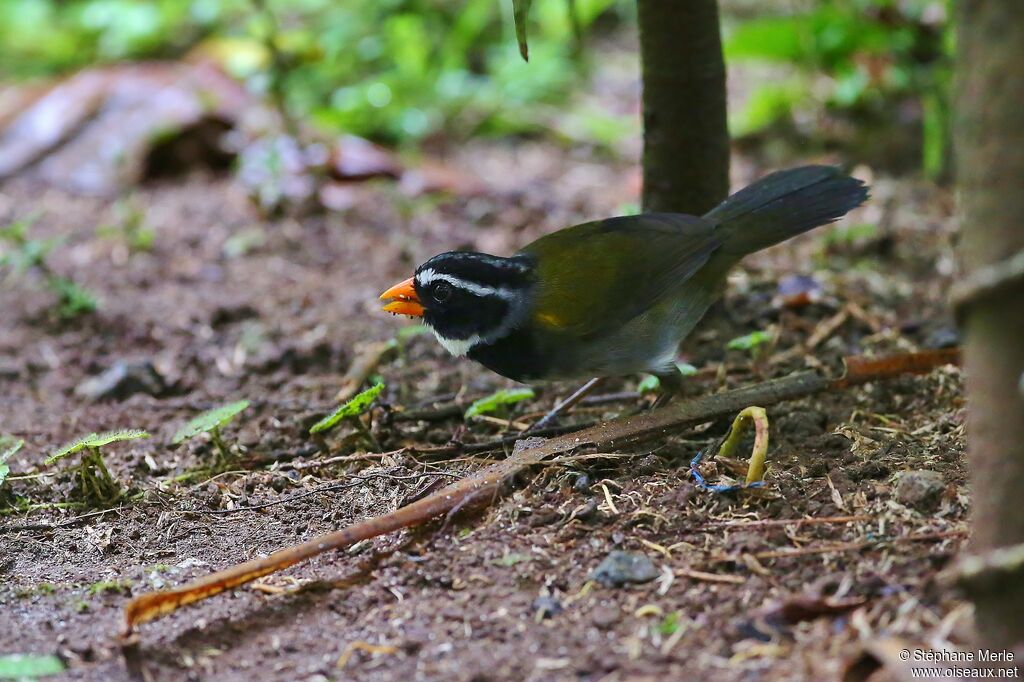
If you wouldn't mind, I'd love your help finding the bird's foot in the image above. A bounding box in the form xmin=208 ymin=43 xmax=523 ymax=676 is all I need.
xmin=648 ymin=367 xmax=685 ymax=410
xmin=525 ymin=377 xmax=602 ymax=433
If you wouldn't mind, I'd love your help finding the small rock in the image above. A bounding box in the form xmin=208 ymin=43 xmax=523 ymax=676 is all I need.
xmin=895 ymin=470 xmax=945 ymax=512
xmin=210 ymin=302 xmax=259 ymax=327
xmin=572 ymin=498 xmax=598 ymax=522
xmin=74 ymin=360 xmax=165 ymax=401
xmin=532 ymin=596 xmax=563 ymax=619
xmin=591 ymin=606 xmax=621 ymax=630
xmin=589 ymin=550 xmax=659 ymax=588
xmin=924 ymin=325 xmax=960 ymax=349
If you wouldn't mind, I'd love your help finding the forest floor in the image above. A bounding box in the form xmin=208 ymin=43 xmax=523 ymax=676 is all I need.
xmin=0 ymin=55 xmax=969 ymax=682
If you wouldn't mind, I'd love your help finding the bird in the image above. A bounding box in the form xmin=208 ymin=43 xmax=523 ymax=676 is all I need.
xmin=380 ymin=165 xmax=868 ymax=399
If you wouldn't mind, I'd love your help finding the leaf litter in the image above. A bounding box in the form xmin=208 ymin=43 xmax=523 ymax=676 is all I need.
xmin=0 ymin=74 xmax=969 ymax=682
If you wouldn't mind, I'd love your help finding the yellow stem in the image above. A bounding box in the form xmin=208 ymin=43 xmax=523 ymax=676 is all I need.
xmin=716 ymin=406 xmax=770 ymax=485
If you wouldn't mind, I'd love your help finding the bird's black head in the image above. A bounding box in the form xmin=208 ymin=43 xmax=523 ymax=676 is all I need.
xmin=380 ymin=251 xmax=535 ymax=356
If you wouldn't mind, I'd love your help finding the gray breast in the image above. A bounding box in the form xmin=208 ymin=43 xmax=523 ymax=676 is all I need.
xmin=562 ymin=278 xmax=722 ymax=378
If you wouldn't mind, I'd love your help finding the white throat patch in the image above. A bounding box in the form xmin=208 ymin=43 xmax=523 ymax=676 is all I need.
xmin=431 ymin=330 xmax=481 ymax=357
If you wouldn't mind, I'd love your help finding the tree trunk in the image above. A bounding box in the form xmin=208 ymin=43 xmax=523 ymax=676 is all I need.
xmin=955 ymin=0 xmax=1024 ymax=649
xmin=637 ymin=0 xmax=729 ymax=214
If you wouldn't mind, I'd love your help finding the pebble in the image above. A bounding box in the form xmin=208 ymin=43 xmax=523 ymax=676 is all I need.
xmin=924 ymin=325 xmax=960 ymax=349
xmin=74 ymin=360 xmax=165 ymax=401
xmin=591 ymin=606 xmax=621 ymax=630
xmin=895 ymin=469 xmax=946 ymax=512
xmin=589 ymin=550 xmax=659 ymax=587
xmin=532 ymin=596 xmax=563 ymax=619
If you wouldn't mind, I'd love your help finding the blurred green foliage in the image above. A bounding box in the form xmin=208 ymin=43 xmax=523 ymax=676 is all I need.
xmin=726 ymin=0 xmax=952 ymax=176
xmin=0 ymin=0 xmax=952 ymax=167
xmin=464 ymin=387 xmax=535 ymax=419
xmin=95 ymin=199 xmax=156 ymax=252
xmin=0 ymin=217 xmax=99 ymax=319
xmin=0 ymin=0 xmax=628 ymax=146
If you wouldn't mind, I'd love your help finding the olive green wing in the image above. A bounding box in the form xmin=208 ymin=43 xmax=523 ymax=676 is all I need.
xmin=517 ymin=213 xmax=722 ymax=340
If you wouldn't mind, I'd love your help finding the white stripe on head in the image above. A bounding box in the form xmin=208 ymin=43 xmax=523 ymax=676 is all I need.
xmin=416 ymin=268 xmax=516 ymax=300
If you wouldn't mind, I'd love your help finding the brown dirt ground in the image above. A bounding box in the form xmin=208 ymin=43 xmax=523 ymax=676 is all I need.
xmin=0 ymin=56 xmax=969 ymax=682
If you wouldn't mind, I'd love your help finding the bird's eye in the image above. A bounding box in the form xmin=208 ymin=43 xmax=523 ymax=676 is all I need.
xmin=432 ymin=282 xmax=452 ymax=303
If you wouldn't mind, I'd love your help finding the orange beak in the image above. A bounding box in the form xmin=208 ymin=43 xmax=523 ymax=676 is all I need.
xmin=379 ymin=276 xmax=424 ymax=317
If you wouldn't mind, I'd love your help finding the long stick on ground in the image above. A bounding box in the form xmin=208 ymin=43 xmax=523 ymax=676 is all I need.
xmin=123 ymin=350 xmax=958 ymax=633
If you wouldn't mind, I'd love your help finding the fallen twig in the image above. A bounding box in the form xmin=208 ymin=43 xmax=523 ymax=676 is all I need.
xmin=752 ymin=529 xmax=967 ymax=560
xmin=185 ymin=471 xmax=456 ymax=516
xmin=278 ymin=450 xmax=403 ymax=471
xmin=699 ymin=514 xmax=870 ymax=530
xmin=527 ymin=377 xmax=603 ymax=432
xmin=335 ymin=340 xmax=397 ymax=402
xmin=580 ymin=391 xmax=642 ymax=406
xmin=833 ymin=347 xmax=960 ymax=389
xmin=1 ymin=506 xmax=130 ymax=534
xmin=392 ymin=402 xmax=466 ymax=422
xmin=676 ymin=568 xmax=747 ymax=584
xmin=336 ymin=641 xmax=398 ymax=670
xmin=122 ymin=349 xmax=958 ymax=634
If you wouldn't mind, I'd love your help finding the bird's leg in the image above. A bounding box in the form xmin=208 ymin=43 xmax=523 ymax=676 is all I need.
xmin=651 ymin=367 xmax=685 ymax=409
xmin=525 ymin=377 xmax=603 ymax=433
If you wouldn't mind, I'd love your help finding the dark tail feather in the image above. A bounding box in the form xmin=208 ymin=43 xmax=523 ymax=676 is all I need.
xmin=703 ymin=165 xmax=869 ymax=257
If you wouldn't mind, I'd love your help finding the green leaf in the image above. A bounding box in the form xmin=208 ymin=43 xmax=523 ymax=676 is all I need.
xmin=464 ymin=387 xmax=535 ymax=419
xmin=823 ymin=222 xmax=879 ymax=247
xmin=637 ymin=375 xmax=660 ymax=394
xmin=45 ymin=434 xmax=98 ymax=465
xmin=0 ymin=653 xmax=65 ymax=678
xmin=512 ymin=0 xmax=532 ymax=61
xmin=309 ymin=383 xmax=385 ymax=435
xmin=47 ymin=277 xmax=98 ymax=319
xmin=726 ymin=331 xmax=773 ymax=352
xmin=725 ymin=16 xmax=811 ymax=63
xmin=0 ymin=436 xmax=23 ymax=463
xmin=46 ymin=430 xmax=149 ymax=465
xmin=657 ymin=612 xmax=682 ymax=637
xmin=677 ymin=363 xmax=699 ymax=377
xmin=88 ymin=429 xmax=149 ymax=448
xmin=639 ymin=364 xmax=697 ymax=394
xmin=729 ymin=81 xmax=806 ymax=138
xmin=172 ymin=401 xmax=250 ymax=444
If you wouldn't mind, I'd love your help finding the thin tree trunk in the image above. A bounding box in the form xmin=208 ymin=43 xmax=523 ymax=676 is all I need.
xmin=955 ymin=0 xmax=1024 ymax=648
xmin=637 ymin=0 xmax=729 ymax=214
